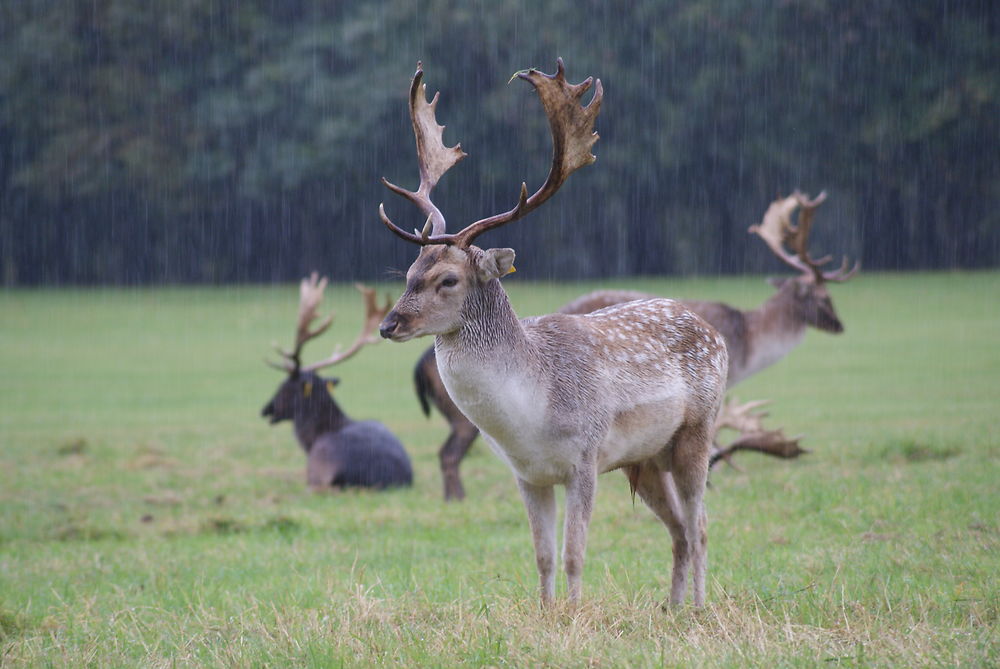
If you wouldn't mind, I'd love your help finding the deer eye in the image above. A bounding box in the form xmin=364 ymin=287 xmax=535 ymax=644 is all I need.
xmin=439 ymin=276 xmax=459 ymax=289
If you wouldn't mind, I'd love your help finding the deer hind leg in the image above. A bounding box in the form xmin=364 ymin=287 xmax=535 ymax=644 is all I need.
xmin=632 ymin=461 xmax=690 ymax=606
xmin=668 ymin=424 xmax=711 ymax=607
xmin=516 ymin=478 xmax=558 ymax=606
xmin=439 ymin=420 xmax=479 ymax=501
xmin=563 ymin=467 xmax=597 ymax=602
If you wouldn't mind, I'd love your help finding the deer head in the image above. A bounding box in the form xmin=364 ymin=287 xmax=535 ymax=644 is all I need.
xmin=377 ymin=59 xmax=602 ymax=342
xmin=262 ymin=273 xmax=390 ymax=425
xmin=749 ymin=191 xmax=860 ymax=334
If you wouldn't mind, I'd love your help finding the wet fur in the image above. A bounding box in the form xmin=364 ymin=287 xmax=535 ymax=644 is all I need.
xmin=384 ymin=246 xmax=727 ymax=606
xmin=417 ymin=275 xmax=844 ymax=500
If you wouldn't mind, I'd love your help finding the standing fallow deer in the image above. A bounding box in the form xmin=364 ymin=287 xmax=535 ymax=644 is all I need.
xmin=416 ymin=190 xmax=856 ymax=498
xmin=562 ymin=191 xmax=859 ymax=385
xmin=377 ymin=60 xmax=727 ymax=607
xmin=262 ymin=274 xmax=413 ymax=489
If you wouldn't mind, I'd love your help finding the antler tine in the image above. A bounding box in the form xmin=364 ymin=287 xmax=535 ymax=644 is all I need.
xmin=748 ymin=194 xmax=815 ymax=276
xmin=294 ymin=271 xmax=333 ymax=351
xmin=265 ymin=272 xmax=332 ymax=373
xmin=379 ymin=62 xmax=468 ymax=245
xmin=792 ymin=190 xmax=859 ymax=283
xmin=450 ymin=58 xmax=603 ymax=248
xmin=750 ymin=189 xmax=858 ymax=285
xmin=710 ymin=396 xmax=809 ymax=469
xmin=710 ymin=429 xmax=808 ymax=469
xmin=715 ymin=397 xmax=772 ymax=434
xmin=823 ymin=256 xmax=861 ymax=283
xmin=788 ymin=190 xmax=827 ymax=266
xmin=301 ymin=283 xmax=392 ymax=373
xmin=265 ymin=355 xmax=294 ymax=373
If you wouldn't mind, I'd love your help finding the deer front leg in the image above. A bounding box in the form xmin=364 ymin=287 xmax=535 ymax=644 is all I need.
xmin=516 ymin=478 xmax=557 ymax=606
xmin=563 ymin=467 xmax=597 ymax=602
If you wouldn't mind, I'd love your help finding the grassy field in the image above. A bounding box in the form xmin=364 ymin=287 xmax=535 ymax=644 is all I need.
xmin=1 ymin=272 xmax=997 ymax=667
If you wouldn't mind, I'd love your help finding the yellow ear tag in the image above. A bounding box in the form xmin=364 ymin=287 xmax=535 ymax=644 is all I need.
xmin=506 ymin=265 xmax=517 ymax=275
xmin=303 ymin=381 xmax=313 ymax=398
xmin=326 ymin=381 xmax=335 ymax=395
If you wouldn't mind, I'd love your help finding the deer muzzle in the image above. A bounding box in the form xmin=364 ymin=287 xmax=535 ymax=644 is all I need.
xmin=379 ymin=311 xmax=411 ymax=341
xmin=261 ymin=400 xmax=278 ymax=423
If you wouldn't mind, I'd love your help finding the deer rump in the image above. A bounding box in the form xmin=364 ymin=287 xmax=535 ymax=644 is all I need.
xmin=306 ymin=421 xmax=413 ymax=489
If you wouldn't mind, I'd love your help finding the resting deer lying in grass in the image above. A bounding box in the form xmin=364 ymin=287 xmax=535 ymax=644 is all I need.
xmin=417 ymin=191 xmax=856 ymax=498
xmin=377 ymin=60 xmax=727 ymax=606
xmin=262 ymin=274 xmax=413 ymax=489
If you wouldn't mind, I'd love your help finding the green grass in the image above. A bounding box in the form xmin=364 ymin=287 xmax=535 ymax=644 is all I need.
xmin=1 ymin=272 xmax=998 ymax=667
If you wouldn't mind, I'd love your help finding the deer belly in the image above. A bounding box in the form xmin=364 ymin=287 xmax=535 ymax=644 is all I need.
xmin=479 ymin=433 xmax=575 ymax=485
xmin=598 ymin=399 xmax=686 ymax=473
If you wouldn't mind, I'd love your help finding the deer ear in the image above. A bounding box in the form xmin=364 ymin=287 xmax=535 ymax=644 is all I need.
xmin=475 ymin=248 xmax=516 ymax=282
xmin=303 ymin=381 xmax=313 ymax=398
xmin=767 ymin=277 xmax=788 ymax=289
xmin=325 ymin=378 xmax=340 ymax=394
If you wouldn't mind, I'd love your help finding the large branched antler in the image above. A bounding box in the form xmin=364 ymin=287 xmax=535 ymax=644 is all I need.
xmin=380 ymin=62 xmax=467 ymax=241
xmin=302 ymin=284 xmax=392 ymax=373
xmin=267 ymin=274 xmax=391 ymax=374
xmin=379 ymin=58 xmax=602 ymax=248
xmin=748 ymin=191 xmax=860 ymax=284
xmin=710 ymin=397 xmax=808 ymax=470
xmin=269 ymin=272 xmax=334 ymax=373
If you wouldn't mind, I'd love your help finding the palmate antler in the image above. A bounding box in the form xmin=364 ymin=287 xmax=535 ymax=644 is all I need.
xmin=748 ymin=191 xmax=860 ymax=284
xmin=379 ymin=58 xmax=602 ymax=249
xmin=268 ymin=273 xmax=391 ymax=374
xmin=710 ymin=397 xmax=808 ymax=470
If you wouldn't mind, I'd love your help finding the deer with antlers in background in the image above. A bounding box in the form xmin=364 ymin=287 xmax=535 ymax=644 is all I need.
xmin=377 ymin=60 xmax=727 ymax=607
xmin=262 ymin=274 xmax=412 ymax=489
xmin=418 ymin=190 xmax=855 ymax=498
xmin=562 ymin=191 xmax=859 ymax=385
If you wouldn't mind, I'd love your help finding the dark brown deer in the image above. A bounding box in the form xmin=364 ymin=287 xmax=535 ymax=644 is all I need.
xmin=377 ymin=60 xmax=727 ymax=607
xmin=417 ymin=190 xmax=856 ymax=498
xmin=262 ymin=274 xmax=413 ymax=489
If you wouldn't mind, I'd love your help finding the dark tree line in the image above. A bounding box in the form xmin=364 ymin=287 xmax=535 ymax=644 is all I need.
xmin=1 ymin=0 xmax=997 ymax=285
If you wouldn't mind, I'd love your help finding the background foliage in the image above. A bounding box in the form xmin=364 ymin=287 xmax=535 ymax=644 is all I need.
xmin=1 ymin=1 xmax=998 ymax=285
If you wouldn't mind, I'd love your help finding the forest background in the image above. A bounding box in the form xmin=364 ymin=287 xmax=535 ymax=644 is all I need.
xmin=1 ymin=1 xmax=997 ymax=285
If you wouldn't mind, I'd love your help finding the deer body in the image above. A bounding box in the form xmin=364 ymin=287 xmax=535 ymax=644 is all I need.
xmin=263 ymin=372 xmax=412 ymax=489
xmin=560 ymin=279 xmax=843 ymax=387
xmin=375 ymin=62 xmax=727 ymax=606
xmin=308 ymin=425 xmax=411 ymax=489
xmin=423 ymin=267 xmax=848 ymax=499
xmin=434 ymin=286 xmax=724 ymax=486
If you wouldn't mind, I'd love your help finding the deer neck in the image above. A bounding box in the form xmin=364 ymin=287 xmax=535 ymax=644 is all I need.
xmin=294 ymin=396 xmax=349 ymax=451
xmin=436 ymin=278 xmax=529 ymax=363
xmin=737 ymin=295 xmax=807 ymax=383
xmin=433 ymin=279 xmax=541 ymax=451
